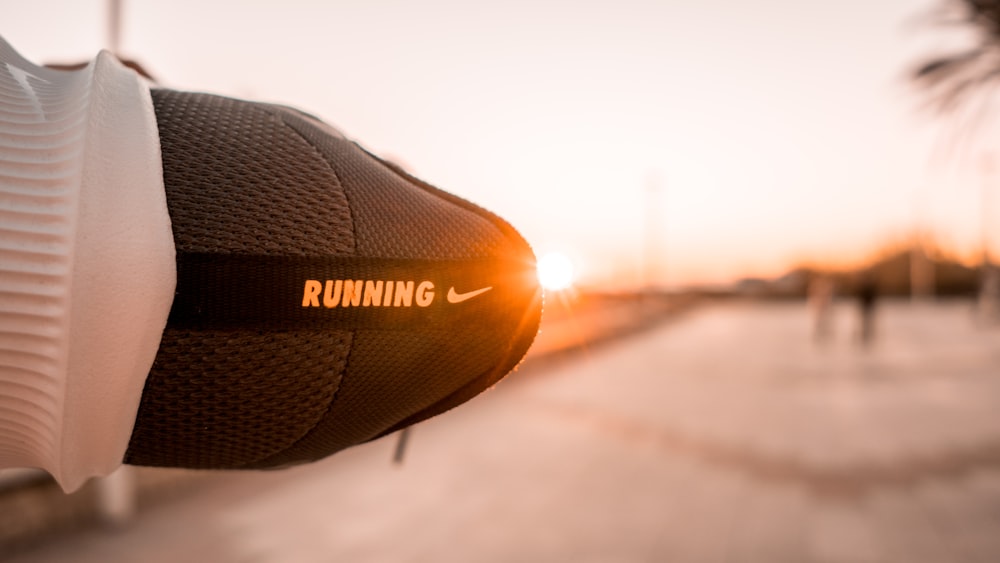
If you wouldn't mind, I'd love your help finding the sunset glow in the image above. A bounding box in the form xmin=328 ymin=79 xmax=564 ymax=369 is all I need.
xmin=537 ymin=252 xmax=575 ymax=291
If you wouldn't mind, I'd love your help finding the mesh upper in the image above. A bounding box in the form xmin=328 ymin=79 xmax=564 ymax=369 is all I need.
xmin=125 ymin=90 xmax=540 ymax=469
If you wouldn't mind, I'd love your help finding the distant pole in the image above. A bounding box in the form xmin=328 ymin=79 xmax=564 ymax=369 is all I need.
xmin=982 ymin=153 xmax=994 ymax=269
xmin=107 ymin=0 xmax=123 ymax=55
xmin=643 ymin=172 xmax=664 ymax=294
xmin=910 ymin=184 xmax=934 ymax=301
xmin=979 ymin=153 xmax=999 ymax=321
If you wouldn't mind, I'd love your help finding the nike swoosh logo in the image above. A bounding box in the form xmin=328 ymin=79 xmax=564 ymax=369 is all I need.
xmin=447 ymin=286 xmax=493 ymax=303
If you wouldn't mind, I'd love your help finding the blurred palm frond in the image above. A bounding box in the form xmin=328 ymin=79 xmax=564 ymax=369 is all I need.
xmin=913 ymin=1 xmax=1000 ymax=113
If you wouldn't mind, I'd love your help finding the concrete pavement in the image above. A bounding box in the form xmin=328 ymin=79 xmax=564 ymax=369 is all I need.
xmin=7 ymin=300 xmax=1000 ymax=562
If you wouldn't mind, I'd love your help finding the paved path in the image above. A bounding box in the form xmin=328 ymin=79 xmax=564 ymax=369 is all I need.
xmin=8 ymin=301 xmax=1000 ymax=562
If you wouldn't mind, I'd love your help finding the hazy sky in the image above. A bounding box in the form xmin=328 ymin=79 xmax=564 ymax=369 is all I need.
xmin=4 ymin=0 xmax=995 ymax=287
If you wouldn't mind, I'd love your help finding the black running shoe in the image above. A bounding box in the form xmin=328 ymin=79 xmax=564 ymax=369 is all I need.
xmin=0 ymin=36 xmax=541 ymax=488
xmin=126 ymin=90 xmax=543 ymax=469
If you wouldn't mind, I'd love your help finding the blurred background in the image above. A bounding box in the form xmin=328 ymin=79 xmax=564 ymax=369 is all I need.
xmin=2 ymin=0 xmax=1000 ymax=561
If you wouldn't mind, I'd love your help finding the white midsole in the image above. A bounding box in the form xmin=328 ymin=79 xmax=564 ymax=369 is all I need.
xmin=0 ymin=37 xmax=175 ymax=491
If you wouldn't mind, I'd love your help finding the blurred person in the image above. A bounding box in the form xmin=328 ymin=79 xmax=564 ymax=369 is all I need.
xmin=856 ymin=270 xmax=879 ymax=347
xmin=807 ymin=273 xmax=835 ymax=343
xmin=980 ymin=265 xmax=1000 ymax=323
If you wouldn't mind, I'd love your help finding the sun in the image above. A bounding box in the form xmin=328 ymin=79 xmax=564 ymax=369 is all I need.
xmin=537 ymin=252 xmax=575 ymax=291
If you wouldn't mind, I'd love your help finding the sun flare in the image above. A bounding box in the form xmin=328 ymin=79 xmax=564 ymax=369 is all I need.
xmin=537 ymin=252 xmax=575 ymax=291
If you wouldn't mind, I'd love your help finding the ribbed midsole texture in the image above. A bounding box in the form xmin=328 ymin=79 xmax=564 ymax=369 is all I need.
xmin=0 ymin=37 xmax=174 ymax=491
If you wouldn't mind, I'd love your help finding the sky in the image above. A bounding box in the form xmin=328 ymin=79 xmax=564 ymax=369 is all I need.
xmin=3 ymin=0 xmax=997 ymax=288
